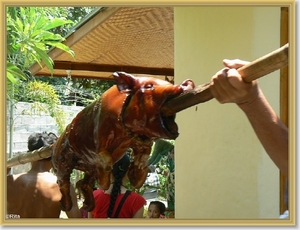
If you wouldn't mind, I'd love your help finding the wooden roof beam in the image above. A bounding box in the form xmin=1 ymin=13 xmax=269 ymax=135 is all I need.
xmin=53 ymin=61 xmax=174 ymax=76
xmin=34 ymin=72 xmax=115 ymax=81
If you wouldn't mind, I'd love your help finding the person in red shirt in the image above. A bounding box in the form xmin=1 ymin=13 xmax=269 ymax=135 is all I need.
xmin=88 ymin=153 xmax=146 ymax=218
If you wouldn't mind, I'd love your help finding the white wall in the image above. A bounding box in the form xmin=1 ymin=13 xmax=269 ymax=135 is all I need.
xmin=174 ymin=6 xmax=281 ymax=219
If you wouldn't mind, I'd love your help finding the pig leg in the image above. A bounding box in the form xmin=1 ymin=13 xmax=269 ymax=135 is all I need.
xmin=57 ymin=173 xmax=73 ymax=211
xmin=76 ymin=173 xmax=95 ymax=212
xmin=51 ymin=149 xmax=74 ymax=211
xmin=51 ymin=129 xmax=76 ymax=211
xmin=73 ymin=150 xmax=113 ymax=211
xmin=127 ymin=138 xmax=153 ymax=188
xmin=95 ymin=150 xmax=114 ymax=190
xmin=127 ymin=160 xmax=149 ymax=189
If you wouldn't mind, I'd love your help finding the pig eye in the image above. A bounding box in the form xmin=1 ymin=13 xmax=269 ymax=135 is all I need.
xmin=144 ymin=84 xmax=153 ymax=89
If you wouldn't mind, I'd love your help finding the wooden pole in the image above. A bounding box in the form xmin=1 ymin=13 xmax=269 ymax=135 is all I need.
xmin=6 ymin=44 xmax=289 ymax=168
xmin=279 ymin=7 xmax=289 ymax=215
xmin=161 ymin=43 xmax=289 ymax=117
xmin=7 ymin=146 xmax=53 ymax=168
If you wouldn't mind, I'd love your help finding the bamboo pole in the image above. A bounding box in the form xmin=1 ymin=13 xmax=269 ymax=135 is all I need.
xmin=7 ymin=146 xmax=53 ymax=168
xmin=161 ymin=43 xmax=289 ymax=116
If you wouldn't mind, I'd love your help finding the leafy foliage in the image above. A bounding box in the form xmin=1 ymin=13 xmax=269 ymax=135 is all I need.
xmin=7 ymin=6 xmax=108 ymax=107
xmin=20 ymin=81 xmax=66 ymax=134
xmin=36 ymin=76 xmax=115 ymax=106
xmin=7 ymin=7 xmax=75 ymax=83
xmin=6 ymin=62 xmax=26 ymax=85
xmin=6 ymin=7 xmax=102 ymax=134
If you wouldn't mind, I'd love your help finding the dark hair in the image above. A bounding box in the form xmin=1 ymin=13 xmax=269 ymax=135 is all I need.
xmin=107 ymin=154 xmax=130 ymax=218
xmin=27 ymin=132 xmax=58 ymax=151
xmin=149 ymin=201 xmax=166 ymax=215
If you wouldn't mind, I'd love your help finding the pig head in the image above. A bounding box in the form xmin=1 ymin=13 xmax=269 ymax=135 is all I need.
xmin=51 ymin=72 xmax=194 ymax=212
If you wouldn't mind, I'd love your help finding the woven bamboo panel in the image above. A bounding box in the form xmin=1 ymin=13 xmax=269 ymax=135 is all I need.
xmin=33 ymin=7 xmax=174 ymax=79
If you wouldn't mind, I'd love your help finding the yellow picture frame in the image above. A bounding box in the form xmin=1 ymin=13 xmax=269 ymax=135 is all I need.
xmin=1 ymin=0 xmax=296 ymax=227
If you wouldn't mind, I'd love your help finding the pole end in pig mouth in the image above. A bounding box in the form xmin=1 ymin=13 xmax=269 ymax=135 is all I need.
xmin=159 ymin=95 xmax=181 ymax=139
xmin=160 ymin=112 xmax=179 ymax=139
xmin=159 ymin=80 xmax=195 ymax=139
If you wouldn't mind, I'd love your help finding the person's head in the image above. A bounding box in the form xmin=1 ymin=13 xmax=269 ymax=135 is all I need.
xmin=28 ymin=132 xmax=58 ymax=169
xmin=28 ymin=132 xmax=58 ymax=151
xmin=147 ymin=201 xmax=166 ymax=218
xmin=107 ymin=153 xmax=130 ymax=218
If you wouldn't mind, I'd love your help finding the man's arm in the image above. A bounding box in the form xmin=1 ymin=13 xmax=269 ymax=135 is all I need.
xmin=238 ymin=88 xmax=288 ymax=176
xmin=210 ymin=59 xmax=288 ymax=176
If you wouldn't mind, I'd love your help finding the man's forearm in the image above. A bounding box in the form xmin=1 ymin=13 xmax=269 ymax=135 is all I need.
xmin=238 ymin=89 xmax=288 ymax=176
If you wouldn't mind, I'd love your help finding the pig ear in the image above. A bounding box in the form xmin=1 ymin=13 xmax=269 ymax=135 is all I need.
xmin=113 ymin=72 xmax=137 ymax=92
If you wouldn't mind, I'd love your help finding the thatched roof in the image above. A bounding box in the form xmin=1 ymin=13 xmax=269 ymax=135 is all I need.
xmin=29 ymin=7 xmax=174 ymax=81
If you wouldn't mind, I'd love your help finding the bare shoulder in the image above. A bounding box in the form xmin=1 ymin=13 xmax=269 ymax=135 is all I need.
xmin=6 ymin=172 xmax=62 ymax=218
xmin=7 ymin=173 xmax=26 ymax=181
xmin=7 ymin=173 xmax=28 ymax=190
xmin=36 ymin=172 xmax=62 ymax=200
xmin=37 ymin=172 xmax=58 ymax=183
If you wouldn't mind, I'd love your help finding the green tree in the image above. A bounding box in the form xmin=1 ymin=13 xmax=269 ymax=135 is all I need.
xmin=32 ymin=7 xmax=114 ymax=107
xmin=20 ymin=81 xmax=67 ymax=134
xmin=7 ymin=7 xmax=75 ymax=84
xmin=7 ymin=6 xmax=106 ymax=107
xmin=6 ymin=6 xmax=102 ymax=193
xmin=7 ymin=7 xmax=77 ymax=136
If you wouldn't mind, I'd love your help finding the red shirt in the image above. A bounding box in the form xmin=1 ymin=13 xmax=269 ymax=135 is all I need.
xmin=91 ymin=189 xmax=146 ymax=218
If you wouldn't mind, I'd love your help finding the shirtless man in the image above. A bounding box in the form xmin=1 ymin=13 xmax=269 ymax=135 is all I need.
xmin=6 ymin=132 xmax=82 ymax=218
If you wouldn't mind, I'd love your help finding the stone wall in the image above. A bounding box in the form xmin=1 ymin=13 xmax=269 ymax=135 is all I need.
xmin=7 ymin=102 xmax=84 ymax=174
